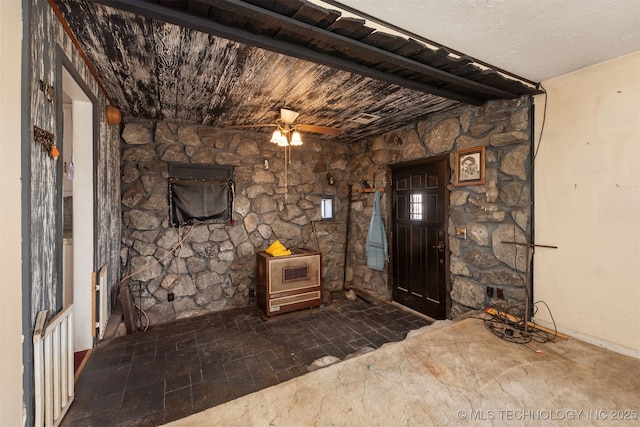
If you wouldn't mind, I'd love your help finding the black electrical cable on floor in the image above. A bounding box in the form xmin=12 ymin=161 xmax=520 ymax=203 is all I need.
xmin=483 ymin=300 xmax=558 ymax=352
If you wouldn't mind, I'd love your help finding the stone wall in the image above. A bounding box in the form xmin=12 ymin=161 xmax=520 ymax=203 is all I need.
xmin=346 ymin=97 xmax=532 ymax=318
xmin=121 ymin=97 xmax=532 ymax=324
xmin=120 ymin=120 xmax=350 ymax=324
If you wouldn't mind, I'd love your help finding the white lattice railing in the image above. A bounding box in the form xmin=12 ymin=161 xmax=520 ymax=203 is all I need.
xmin=33 ymin=305 xmax=75 ymax=427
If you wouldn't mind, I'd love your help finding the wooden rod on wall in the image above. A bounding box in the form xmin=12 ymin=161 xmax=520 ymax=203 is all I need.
xmin=351 ymin=188 xmax=384 ymax=194
xmin=48 ymin=0 xmax=116 ymax=107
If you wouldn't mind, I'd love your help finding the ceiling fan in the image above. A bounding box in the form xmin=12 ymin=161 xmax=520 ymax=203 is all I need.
xmin=228 ymin=108 xmax=342 ymax=146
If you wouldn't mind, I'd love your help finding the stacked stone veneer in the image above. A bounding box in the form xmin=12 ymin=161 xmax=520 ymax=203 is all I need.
xmin=120 ymin=120 xmax=350 ymax=324
xmin=346 ymin=97 xmax=532 ymax=318
xmin=120 ymin=97 xmax=532 ymax=324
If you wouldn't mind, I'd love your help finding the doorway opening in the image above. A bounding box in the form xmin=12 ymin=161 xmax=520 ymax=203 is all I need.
xmin=61 ymin=66 xmax=95 ymax=359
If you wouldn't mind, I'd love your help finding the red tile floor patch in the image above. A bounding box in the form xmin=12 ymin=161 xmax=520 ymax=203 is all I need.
xmin=74 ymin=350 xmax=89 ymax=374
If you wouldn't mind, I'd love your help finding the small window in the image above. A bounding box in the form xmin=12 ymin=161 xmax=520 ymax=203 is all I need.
xmin=321 ymin=195 xmax=335 ymax=220
xmin=410 ymin=193 xmax=423 ymax=220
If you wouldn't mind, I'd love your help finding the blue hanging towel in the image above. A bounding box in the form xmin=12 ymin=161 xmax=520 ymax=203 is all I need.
xmin=366 ymin=189 xmax=388 ymax=271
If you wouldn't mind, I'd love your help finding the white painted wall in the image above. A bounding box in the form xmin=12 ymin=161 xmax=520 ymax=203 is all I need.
xmin=62 ymin=104 xmax=74 ymax=308
xmin=0 ymin=0 xmax=25 ymax=425
xmin=71 ymin=98 xmax=94 ymax=352
xmin=533 ymin=52 xmax=640 ymax=356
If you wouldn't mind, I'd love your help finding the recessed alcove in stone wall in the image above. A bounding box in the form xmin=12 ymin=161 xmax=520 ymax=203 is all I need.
xmin=120 ymin=119 xmax=350 ymax=325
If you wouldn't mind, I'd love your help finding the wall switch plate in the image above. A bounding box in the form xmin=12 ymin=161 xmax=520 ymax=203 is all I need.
xmin=455 ymin=227 xmax=467 ymax=239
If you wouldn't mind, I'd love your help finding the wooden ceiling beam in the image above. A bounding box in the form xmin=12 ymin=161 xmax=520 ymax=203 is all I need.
xmin=93 ymin=0 xmax=505 ymax=105
xmin=195 ymin=0 xmax=517 ymax=99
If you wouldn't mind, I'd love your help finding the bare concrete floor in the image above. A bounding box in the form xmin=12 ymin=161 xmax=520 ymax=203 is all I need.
xmin=167 ymin=318 xmax=640 ymax=427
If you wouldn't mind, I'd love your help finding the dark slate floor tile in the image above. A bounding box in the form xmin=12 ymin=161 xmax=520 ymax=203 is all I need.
xmin=81 ymin=352 xmax=125 ymax=374
xmin=275 ymin=364 xmax=308 ymax=382
xmin=65 ymin=292 xmax=431 ymax=425
xmin=60 ymin=407 xmax=121 ymax=427
xmin=295 ymin=346 xmax=329 ymax=364
xmin=95 ymin=367 xmax=130 ymax=398
xmin=163 ymin=385 xmax=194 ymax=424
xmin=117 ymin=381 xmax=165 ymax=425
xmin=264 ymin=349 xmax=298 ymax=372
xmin=250 ymin=363 xmax=279 ymax=388
xmin=61 ymin=391 xmax=123 ymax=425
xmin=165 ymin=372 xmax=192 ymax=393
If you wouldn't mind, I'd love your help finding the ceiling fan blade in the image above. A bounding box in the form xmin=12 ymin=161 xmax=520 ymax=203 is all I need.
xmin=226 ymin=124 xmax=278 ymax=129
xmin=296 ymin=124 xmax=342 ymax=136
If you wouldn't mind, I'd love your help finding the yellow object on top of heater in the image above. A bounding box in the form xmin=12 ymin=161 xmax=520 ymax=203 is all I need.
xmin=265 ymin=240 xmax=291 ymax=257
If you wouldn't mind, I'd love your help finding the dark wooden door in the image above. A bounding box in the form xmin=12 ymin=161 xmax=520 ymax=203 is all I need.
xmin=392 ymin=160 xmax=448 ymax=319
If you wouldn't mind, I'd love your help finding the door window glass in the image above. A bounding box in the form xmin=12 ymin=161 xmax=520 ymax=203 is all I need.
xmin=410 ymin=193 xmax=422 ymax=220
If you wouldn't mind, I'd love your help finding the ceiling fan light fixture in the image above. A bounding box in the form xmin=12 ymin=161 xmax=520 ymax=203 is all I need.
xmin=280 ymin=108 xmax=300 ymax=125
xmin=270 ymin=129 xmax=283 ymax=144
xmin=290 ymin=130 xmax=303 ymax=146
xmin=276 ymin=134 xmax=289 ymax=147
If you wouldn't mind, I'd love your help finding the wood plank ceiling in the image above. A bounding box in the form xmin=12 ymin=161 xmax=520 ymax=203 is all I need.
xmin=54 ymin=0 xmax=541 ymax=143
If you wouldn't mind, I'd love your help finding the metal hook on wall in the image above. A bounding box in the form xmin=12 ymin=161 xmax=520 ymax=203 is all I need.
xmin=39 ymin=79 xmax=54 ymax=103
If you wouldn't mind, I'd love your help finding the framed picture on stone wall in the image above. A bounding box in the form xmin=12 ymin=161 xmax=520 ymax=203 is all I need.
xmin=454 ymin=146 xmax=485 ymax=186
